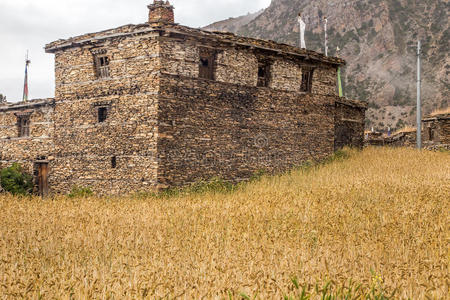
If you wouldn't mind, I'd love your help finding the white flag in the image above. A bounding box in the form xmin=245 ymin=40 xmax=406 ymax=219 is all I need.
xmin=298 ymin=16 xmax=306 ymax=49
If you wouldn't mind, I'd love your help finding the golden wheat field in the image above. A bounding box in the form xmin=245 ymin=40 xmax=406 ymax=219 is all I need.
xmin=0 ymin=147 xmax=448 ymax=299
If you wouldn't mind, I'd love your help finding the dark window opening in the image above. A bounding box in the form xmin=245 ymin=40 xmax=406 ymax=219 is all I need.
xmin=94 ymin=54 xmax=110 ymax=78
xmin=17 ymin=115 xmax=30 ymax=137
xmin=428 ymin=127 xmax=434 ymax=141
xmin=199 ymin=49 xmax=215 ymax=80
xmin=257 ymin=62 xmax=271 ymax=87
xmin=111 ymin=156 xmax=117 ymax=168
xmin=98 ymin=107 xmax=108 ymax=123
xmin=300 ymin=67 xmax=314 ymax=93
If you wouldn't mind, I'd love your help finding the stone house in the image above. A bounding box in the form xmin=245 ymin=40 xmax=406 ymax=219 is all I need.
xmin=422 ymin=112 xmax=450 ymax=150
xmin=363 ymin=111 xmax=449 ymax=149
xmin=0 ymin=1 xmax=367 ymax=196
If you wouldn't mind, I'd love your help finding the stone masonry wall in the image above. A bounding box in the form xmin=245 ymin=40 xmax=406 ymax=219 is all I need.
xmin=423 ymin=115 xmax=450 ymax=147
xmin=0 ymin=100 xmax=55 ymax=176
xmin=157 ymin=73 xmax=335 ymax=187
xmin=160 ymin=37 xmax=338 ymax=94
xmin=50 ymin=35 xmax=160 ymax=195
xmin=334 ymin=99 xmax=366 ymax=150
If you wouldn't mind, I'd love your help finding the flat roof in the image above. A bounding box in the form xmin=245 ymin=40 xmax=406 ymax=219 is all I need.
xmin=45 ymin=23 xmax=346 ymax=66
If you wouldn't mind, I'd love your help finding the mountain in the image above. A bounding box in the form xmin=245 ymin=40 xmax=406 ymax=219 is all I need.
xmin=205 ymin=0 xmax=449 ymax=130
xmin=204 ymin=10 xmax=264 ymax=33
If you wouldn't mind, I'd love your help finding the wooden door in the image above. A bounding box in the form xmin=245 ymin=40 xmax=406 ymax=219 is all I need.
xmin=37 ymin=162 xmax=49 ymax=198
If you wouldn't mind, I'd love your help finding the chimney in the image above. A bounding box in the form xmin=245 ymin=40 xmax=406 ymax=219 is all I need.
xmin=148 ymin=1 xmax=174 ymax=25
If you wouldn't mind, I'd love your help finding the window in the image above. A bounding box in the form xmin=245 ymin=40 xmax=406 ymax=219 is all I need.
xmin=428 ymin=127 xmax=434 ymax=141
xmin=111 ymin=156 xmax=117 ymax=168
xmin=17 ymin=115 xmax=30 ymax=137
xmin=98 ymin=107 xmax=108 ymax=123
xmin=300 ymin=67 xmax=314 ymax=93
xmin=199 ymin=48 xmax=215 ymax=80
xmin=257 ymin=62 xmax=271 ymax=87
xmin=94 ymin=54 xmax=110 ymax=78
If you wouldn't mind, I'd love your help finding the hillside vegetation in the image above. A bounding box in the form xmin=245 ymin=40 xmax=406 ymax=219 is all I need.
xmin=0 ymin=147 xmax=448 ymax=298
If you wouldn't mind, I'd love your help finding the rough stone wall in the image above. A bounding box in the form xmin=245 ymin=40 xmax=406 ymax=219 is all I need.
xmin=423 ymin=116 xmax=450 ymax=147
xmin=334 ymin=99 xmax=366 ymax=150
xmin=160 ymin=37 xmax=338 ymax=95
xmin=51 ymin=36 xmax=161 ymax=195
xmin=386 ymin=132 xmax=417 ymax=148
xmin=269 ymin=60 xmax=302 ymax=92
xmin=0 ymin=100 xmax=55 ymax=175
xmin=313 ymin=66 xmax=339 ymax=96
xmin=216 ymin=48 xmax=258 ymax=86
xmin=157 ymin=73 xmax=335 ymax=187
xmin=148 ymin=2 xmax=174 ymax=24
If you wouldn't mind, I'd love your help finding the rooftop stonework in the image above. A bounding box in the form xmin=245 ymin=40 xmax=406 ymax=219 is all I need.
xmin=148 ymin=0 xmax=174 ymax=25
xmin=44 ymin=24 xmax=345 ymax=66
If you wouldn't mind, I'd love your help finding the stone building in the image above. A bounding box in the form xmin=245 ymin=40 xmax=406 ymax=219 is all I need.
xmin=363 ymin=111 xmax=449 ymax=149
xmin=422 ymin=112 xmax=450 ymax=150
xmin=0 ymin=1 xmax=367 ymax=196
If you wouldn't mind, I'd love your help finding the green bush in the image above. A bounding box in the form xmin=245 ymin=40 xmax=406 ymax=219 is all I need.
xmin=0 ymin=163 xmax=33 ymax=195
xmin=68 ymin=186 xmax=94 ymax=198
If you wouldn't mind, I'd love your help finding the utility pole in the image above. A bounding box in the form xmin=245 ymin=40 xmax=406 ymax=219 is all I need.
xmin=416 ymin=40 xmax=422 ymax=149
xmin=324 ymin=17 xmax=328 ymax=56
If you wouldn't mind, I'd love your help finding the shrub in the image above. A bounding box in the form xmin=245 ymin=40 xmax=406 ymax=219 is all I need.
xmin=0 ymin=163 xmax=33 ymax=196
xmin=68 ymin=186 xmax=94 ymax=198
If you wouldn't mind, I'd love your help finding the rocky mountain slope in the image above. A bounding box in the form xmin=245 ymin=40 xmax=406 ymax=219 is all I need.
xmin=205 ymin=0 xmax=449 ymax=130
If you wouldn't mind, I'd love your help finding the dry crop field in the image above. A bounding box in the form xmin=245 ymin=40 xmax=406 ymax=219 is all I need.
xmin=0 ymin=147 xmax=448 ymax=299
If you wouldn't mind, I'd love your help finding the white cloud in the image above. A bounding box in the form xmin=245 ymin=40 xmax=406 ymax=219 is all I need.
xmin=0 ymin=0 xmax=271 ymax=102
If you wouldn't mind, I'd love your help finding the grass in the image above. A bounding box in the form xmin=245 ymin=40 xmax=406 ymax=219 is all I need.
xmin=0 ymin=147 xmax=448 ymax=298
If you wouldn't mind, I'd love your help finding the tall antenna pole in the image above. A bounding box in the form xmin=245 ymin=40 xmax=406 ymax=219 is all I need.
xmin=324 ymin=16 xmax=328 ymax=56
xmin=416 ymin=40 xmax=422 ymax=149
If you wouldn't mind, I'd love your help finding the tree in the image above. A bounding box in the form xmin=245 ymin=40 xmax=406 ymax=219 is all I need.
xmin=0 ymin=163 xmax=34 ymax=195
xmin=0 ymin=94 xmax=6 ymax=103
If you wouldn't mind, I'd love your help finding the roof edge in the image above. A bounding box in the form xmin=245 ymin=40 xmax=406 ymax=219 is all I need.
xmin=44 ymin=23 xmax=346 ymax=66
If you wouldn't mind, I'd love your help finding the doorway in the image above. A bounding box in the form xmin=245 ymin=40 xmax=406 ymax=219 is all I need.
xmin=36 ymin=161 xmax=49 ymax=197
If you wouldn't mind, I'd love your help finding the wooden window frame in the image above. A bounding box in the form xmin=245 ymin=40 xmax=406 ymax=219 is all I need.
xmin=257 ymin=61 xmax=271 ymax=87
xmin=93 ymin=52 xmax=110 ymax=79
xmin=199 ymin=48 xmax=215 ymax=80
xmin=300 ymin=67 xmax=314 ymax=93
xmin=17 ymin=115 xmax=31 ymax=137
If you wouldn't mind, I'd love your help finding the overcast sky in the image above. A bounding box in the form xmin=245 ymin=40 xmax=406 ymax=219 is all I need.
xmin=0 ymin=0 xmax=271 ymax=102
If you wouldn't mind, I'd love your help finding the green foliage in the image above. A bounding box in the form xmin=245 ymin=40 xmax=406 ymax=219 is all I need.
xmin=325 ymin=148 xmax=351 ymax=164
xmin=68 ymin=186 xmax=94 ymax=198
xmin=0 ymin=163 xmax=33 ymax=195
xmin=236 ymin=276 xmax=395 ymax=299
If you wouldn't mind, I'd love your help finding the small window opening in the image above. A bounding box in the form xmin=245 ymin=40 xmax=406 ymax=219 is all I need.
xmin=300 ymin=67 xmax=314 ymax=93
xmin=94 ymin=54 xmax=110 ymax=78
xmin=257 ymin=62 xmax=271 ymax=87
xmin=17 ymin=115 xmax=30 ymax=137
xmin=199 ymin=49 xmax=215 ymax=80
xmin=98 ymin=107 xmax=108 ymax=123
xmin=428 ymin=127 xmax=434 ymax=141
xmin=111 ymin=156 xmax=117 ymax=168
